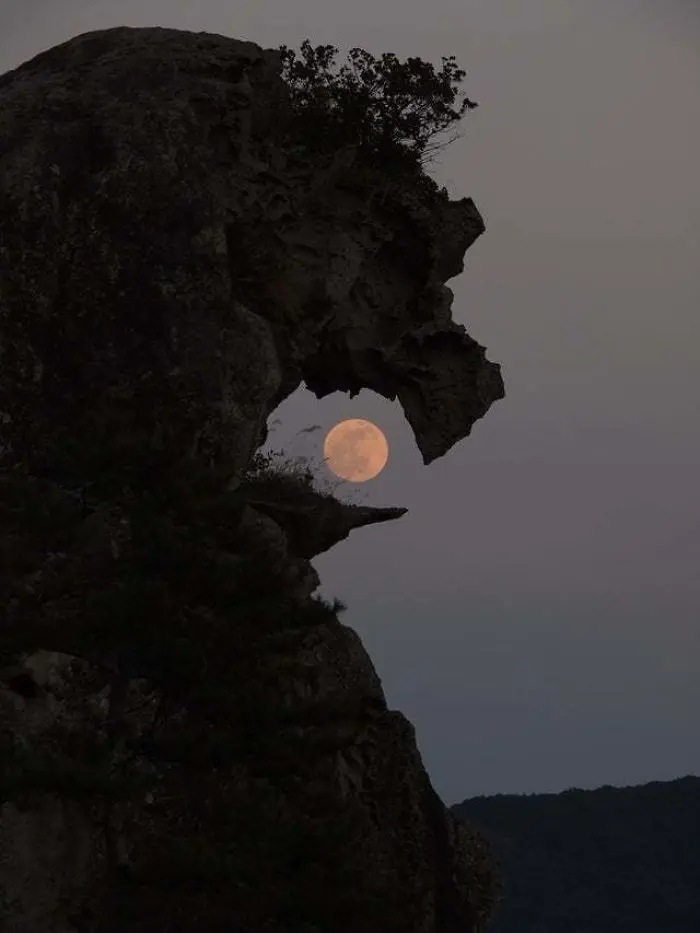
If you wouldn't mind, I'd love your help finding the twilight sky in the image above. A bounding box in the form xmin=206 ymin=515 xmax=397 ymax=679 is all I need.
xmin=2 ymin=0 xmax=698 ymax=806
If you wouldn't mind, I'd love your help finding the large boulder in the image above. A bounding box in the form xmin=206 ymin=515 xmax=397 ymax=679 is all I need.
xmin=0 ymin=26 xmax=504 ymax=933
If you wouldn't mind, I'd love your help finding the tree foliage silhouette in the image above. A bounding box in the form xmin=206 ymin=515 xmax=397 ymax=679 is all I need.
xmin=278 ymin=39 xmax=479 ymax=172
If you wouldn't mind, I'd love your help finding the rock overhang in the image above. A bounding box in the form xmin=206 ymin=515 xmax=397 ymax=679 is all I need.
xmin=296 ymin=190 xmax=504 ymax=463
xmin=0 ymin=24 xmax=503 ymax=486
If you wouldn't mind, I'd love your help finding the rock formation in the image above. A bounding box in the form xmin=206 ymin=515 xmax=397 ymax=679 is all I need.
xmin=0 ymin=25 xmax=504 ymax=933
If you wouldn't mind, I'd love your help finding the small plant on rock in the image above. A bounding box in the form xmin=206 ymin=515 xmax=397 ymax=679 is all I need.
xmin=278 ymin=38 xmax=479 ymax=173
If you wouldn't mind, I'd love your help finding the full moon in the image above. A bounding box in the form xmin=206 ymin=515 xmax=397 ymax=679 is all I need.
xmin=323 ymin=419 xmax=389 ymax=483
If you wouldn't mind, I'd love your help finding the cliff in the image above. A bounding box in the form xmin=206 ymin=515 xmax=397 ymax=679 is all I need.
xmin=0 ymin=26 xmax=504 ymax=932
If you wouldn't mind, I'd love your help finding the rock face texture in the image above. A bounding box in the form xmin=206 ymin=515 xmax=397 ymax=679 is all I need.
xmin=0 ymin=25 xmax=504 ymax=933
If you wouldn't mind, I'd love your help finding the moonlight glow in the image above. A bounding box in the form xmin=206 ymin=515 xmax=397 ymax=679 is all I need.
xmin=323 ymin=419 xmax=389 ymax=482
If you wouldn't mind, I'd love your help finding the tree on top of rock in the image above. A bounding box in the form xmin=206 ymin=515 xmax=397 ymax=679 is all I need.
xmin=277 ymin=39 xmax=479 ymax=173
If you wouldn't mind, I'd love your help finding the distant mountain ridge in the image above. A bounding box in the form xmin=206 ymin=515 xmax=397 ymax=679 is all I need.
xmin=450 ymin=774 xmax=700 ymax=932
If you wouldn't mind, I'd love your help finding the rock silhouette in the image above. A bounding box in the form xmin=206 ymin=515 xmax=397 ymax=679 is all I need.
xmin=0 ymin=26 xmax=504 ymax=933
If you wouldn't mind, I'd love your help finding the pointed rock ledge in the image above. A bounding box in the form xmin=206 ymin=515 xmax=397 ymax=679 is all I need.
xmin=246 ymin=494 xmax=408 ymax=559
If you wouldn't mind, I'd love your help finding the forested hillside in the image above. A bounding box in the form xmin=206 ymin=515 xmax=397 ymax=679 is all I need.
xmin=451 ymin=774 xmax=700 ymax=932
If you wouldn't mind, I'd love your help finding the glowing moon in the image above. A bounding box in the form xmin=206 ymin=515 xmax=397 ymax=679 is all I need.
xmin=323 ymin=419 xmax=389 ymax=482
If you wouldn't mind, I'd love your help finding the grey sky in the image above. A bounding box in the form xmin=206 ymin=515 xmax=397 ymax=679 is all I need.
xmin=2 ymin=0 xmax=698 ymax=806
